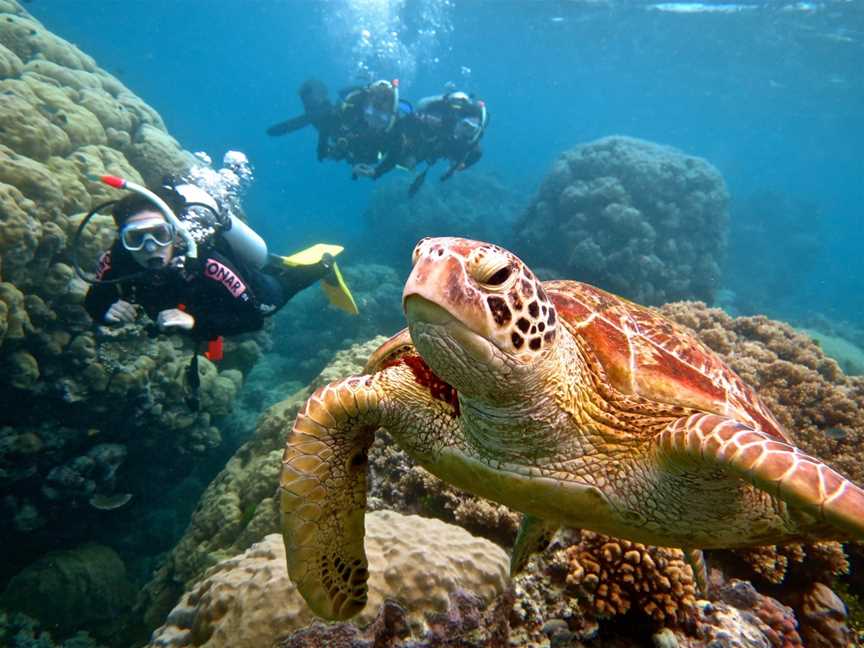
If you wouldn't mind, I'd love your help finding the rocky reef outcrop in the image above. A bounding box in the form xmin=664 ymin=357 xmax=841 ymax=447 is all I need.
xmin=513 ymin=136 xmax=728 ymax=305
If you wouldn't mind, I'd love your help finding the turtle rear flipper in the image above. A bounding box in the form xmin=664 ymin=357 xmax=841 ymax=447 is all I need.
xmin=510 ymin=514 xmax=558 ymax=577
xmin=280 ymin=379 xmax=380 ymax=620
xmin=660 ymin=413 xmax=864 ymax=540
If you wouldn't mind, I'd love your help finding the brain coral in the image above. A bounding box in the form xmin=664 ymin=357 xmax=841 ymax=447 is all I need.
xmin=148 ymin=511 xmax=509 ymax=648
xmin=513 ymin=136 xmax=728 ymax=305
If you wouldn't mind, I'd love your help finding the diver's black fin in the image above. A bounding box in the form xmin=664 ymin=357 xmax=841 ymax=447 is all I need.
xmin=266 ymin=114 xmax=312 ymax=137
xmin=408 ymin=166 xmax=431 ymax=198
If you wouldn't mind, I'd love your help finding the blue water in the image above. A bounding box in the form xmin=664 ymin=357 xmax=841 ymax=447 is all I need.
xmin=32 ymin=0 xmax=864 ymax=321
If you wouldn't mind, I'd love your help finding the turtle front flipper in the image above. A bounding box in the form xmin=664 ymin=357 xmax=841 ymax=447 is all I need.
xmin=660 ymin=413 xmax=864 ymax=540
xmin=280 ymin=378 xmax=382 ymax=620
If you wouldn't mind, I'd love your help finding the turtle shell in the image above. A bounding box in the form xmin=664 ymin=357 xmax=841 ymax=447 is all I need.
xmin=547 ymin=280 xmax=789 ymax=442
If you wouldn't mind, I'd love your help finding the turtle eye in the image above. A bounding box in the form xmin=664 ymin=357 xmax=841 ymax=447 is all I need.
xmin=470 ymin=248 xmax=515 ymax=289
xmin=485 ymin=265 xmax=512 ymax=286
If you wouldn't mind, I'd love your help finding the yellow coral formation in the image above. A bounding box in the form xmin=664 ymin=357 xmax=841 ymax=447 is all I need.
xmin=560 ymin=530 xmax=697 ymax=625
xmin=148 ymin=512 xmax=510 ymax=647
xmin=732 ymin=541 xmax=848 ymax=587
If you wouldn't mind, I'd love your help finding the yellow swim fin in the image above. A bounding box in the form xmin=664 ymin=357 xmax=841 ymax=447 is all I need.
xmin=278 ymin=243 xmax=345 ymax=267
xmin=321 ymin=260 xmax=359 ymax=315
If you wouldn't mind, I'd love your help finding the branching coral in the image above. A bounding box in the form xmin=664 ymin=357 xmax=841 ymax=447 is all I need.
xmin=557 ymin=530 xmax=697 ymax=626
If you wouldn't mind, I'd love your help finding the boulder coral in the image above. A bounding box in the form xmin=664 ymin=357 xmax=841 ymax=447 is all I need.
xmin=1 ymin=543 xmax=135 ymax=640
xmin=513 ymin=136 xmax=728 ymax=305
xmin=148 ymin=512 xmax=510 ymax=648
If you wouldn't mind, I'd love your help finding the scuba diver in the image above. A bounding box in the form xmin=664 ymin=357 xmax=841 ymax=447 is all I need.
xmin=267 ymin=78 xmax=407 ymax=180
xmin=334 ymin=79 xmax=406 ymax=180
xmin=403 ymin=90 xmax=488 ymax=195
xmin=266 ymin=79 xmax=339 ymax=162
xmin=78 ymin=169 xmax=358 ymax=406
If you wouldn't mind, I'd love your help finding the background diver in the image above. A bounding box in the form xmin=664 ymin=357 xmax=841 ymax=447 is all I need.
xmin=403 ymin=90 xmax=488 ymax=195
xmin=266 ymin=78 xmax=414 ymax=182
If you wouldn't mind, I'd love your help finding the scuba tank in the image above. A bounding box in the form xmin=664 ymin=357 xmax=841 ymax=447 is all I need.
xmin=172 ymin=183 xmax=269 ymax=270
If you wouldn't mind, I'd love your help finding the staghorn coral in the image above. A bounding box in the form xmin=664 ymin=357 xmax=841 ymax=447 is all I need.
xmin=513 ymin=136 xmax=728 ymax=305
xmin=147 ymin=513 xmax=509 ymax=648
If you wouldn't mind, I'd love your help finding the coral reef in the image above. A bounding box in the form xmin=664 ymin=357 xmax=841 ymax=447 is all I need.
xmin=559 ymin=530 xmax=697 ymax=625
xmin=507 ymin=527 xmax=696 ymax=643
xmin=274 ymin=591 xmax=513 ymax=648
xmin=513 ymin=136 xmax=728 ymax=305
xmin=658 ymin=301 xmax=864 ymax=487
xmin=0 ymin=609 xmax=105 ymax=648
xmin=799 ymin=327 xmax=864 ymax=376
xmin=145 ymin=301 xmax=864 ymax=645
xmin=148 ymin=512 xmax=509 ymax=647
xmin=0 ymin=0 xmax=260 ymax=590
xmin=788 ymin=581 xmax=854 ymax=648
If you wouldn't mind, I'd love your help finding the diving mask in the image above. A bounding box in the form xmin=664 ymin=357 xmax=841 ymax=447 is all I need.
xmin=454 ymin=116 xmax=482 ymax=142
xmin=363 ymin=103 xmax=393 ymax=131
xmin=121 ymin=219 xmax=176 ymax=252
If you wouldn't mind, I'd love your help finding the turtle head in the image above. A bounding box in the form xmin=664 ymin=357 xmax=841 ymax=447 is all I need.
xmin=403 ymin=237 xmax=558 ymax=400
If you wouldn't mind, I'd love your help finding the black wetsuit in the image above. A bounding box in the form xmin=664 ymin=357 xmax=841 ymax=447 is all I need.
xmin=84 ymin=243 xmax=325 ymax=340
xmin=413 ymin=98 xmax=484 ymax=177
xmin=325 ymin=87 xmax=399 ymax=169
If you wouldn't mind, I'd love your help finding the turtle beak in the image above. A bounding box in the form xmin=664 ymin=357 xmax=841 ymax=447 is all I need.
xmin=403 ymin=253 xmax=464 ymax=313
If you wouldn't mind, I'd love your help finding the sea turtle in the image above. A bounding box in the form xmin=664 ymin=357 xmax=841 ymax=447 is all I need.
xmin=280 ymin=237 xmax=864 ymax=621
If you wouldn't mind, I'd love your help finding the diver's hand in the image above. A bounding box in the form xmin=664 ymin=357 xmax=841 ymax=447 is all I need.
xmin=104 ymin=300 xmax=138 ymax=324
xmin=157 ymin=308 xmax=195 ymax=331
xmin=351 ymin=163 xmax=376 ymax=179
